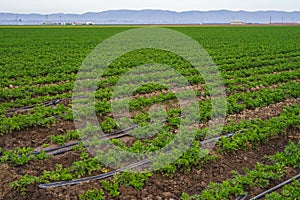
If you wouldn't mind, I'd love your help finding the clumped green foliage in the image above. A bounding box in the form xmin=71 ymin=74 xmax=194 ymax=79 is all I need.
xmin=265 ymin=179 xmax=300 ymax=200
xmin=1 ymin=26 xmax=300 ymax=199
xmin=182 ymin=140 xmax=300 ymax=200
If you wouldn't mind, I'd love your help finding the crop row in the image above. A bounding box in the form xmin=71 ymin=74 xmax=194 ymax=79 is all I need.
xmin=0 ymin=104 xmax=72 ymax=134
xmin=9 ymin=102 xmax=300 ymax=196
xmin=1 ymin=80 xmax=299 ymax=135
xmin=181 ymin=140 xmax=300 ymax=200
xmin=2 ymin=51 xmax=299 ymax=94
xmin=1 ymin=65 xmax=298 ymax=112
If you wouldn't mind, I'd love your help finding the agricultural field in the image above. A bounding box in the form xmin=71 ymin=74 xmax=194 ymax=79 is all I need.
xmin=0 ymin=25 xmax=300 ymax=200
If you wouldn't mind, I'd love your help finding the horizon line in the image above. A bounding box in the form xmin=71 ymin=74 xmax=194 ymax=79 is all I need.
xmin=1 ymin=9 xmax=300 ymax=15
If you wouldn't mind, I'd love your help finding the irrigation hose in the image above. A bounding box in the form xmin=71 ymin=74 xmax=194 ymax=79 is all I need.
xmin=235 ymin=194 xmax=248 ymax=200
xmin=7 ymin=92 xmax=206 ymax=112
xmin=2 ymin=119 xmax=166 ymax=160
xmin=38 ymin=158 xmax=151 ymax=188
xmin=250 ymin=173 xmax=300 ymax=200
xmin=38 ymin=131 xmax=238 ymax=188
xmin=6 ymin=95 xmax=86 ymax=112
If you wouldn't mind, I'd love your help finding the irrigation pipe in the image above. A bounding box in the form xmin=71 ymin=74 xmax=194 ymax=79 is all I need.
xmin=6 ymin=91 xmax=206 ymax=113
xmin=3 ymin=119 xmax=167 ymax=159
xmin=6 ymin=96 xmax=86 ymax=112
xmin=235 ymin=194 xmax=248 ymax=200
xmin=38 ymin=131 xmax=237 ymax=188
xmin=39 ymin=158 xmax=151 ymax=188
xmin=250 ymin=173 xmax=300 ymax=200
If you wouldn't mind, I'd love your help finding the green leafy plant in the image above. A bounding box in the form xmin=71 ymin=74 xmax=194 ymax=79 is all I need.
xmin=79 ymin=188 xmax=105 ymax=200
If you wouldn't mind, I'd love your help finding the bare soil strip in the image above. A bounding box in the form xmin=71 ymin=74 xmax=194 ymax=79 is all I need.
xmin=2 ymin=127 xmax=299 ymax=200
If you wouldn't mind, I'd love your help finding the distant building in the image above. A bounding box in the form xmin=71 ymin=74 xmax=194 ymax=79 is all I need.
xmin=85 ymin=22 xmax=94 ymax=25
xmin=230 ymin=20 xmax=246 ymax=25
xmin=297 ymin=21 xmax=300 ymax=24
xmin=73 ymin=22 xmax=94 ymax=26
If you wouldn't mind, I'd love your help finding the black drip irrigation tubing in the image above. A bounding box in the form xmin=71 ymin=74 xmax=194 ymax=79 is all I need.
xmin=36 ymin=119 xmax=166 ymax=155
xmin=235 ymin=194 xmax=248 ymax=200
xmin=36 ymin=126 xmax=234 ymax=157
xmin=235 ymin=173 xmax=300 ymax=200
xmin=2 ymin=119 xmax=168 ymax=159
xmin=6 ymin=96 xmax=87 ymax=112
xmin=38 ymin=131 xmax=236 ymax=188
xmin=2 ymin=126 xmax=137 ymax=160
xmin=200 ymin=133 xmax=235 ymax=145
xmin=6 ymin=92 xmax=206 ymax=113
xmin=7 ymin=99 xmax=65 ymax=112
xmin=249 ymin=173 xmax=300 ymax=200
xmin=39 ymin=158 xmax=151 ymax=188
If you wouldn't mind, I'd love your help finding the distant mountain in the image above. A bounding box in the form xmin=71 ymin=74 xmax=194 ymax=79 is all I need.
xmin=1 ymin=9 xmax=300 ymax=25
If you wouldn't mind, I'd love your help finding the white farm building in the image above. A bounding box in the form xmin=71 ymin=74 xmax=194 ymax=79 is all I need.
xmin=230 ymin=20 xmax=246 ymax=25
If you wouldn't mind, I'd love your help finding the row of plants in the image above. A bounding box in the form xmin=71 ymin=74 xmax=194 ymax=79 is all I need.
xmin=2 ymin=26 xmax=300 ymax=200
xmin=223 ymin=59 xmax=300 ymax=79
xmin=93 ymin=46 xmax=300 ymax=80
xmin=265 ymin=179 xmax=300 ymax=200
xmin=0 ymin=104 xmax=72 ymax=134
xmin=88 ymin=102 xmax=300 ymax=172
xmin=0 ymin=27 xmax=128 ymax=81
xmin=178 ymin=26 xmax=300 ymax=65
xmin=1 ymin=77 xmax=298 ymax=136
xmin=181 ymin=140 xmax=300 ymax=200
xmin=4 ymin=37 xmax=298 ymax=99
xmin=10 ymin=150 xmax=104 ymax=195
xmin=1 ymin=73 xmax=76 ymax=89
xmin=1 ymin=65 xmax=297 ymax=117
xmin=0 ymin=81 xmax=74 ymax=100
xmin=208 ymin=46 xmax=297 ymax=63
xmin=225 ymin=68 xmax=300 ymax=93
xmin=9 ymin=103 xmax=300 ymax=197
xmin=2 ymin=27 xmax=299 ymax=87
xmin=0 ymin=92 xmax=72 ymax=114
xmin=217 ymin=52 xmax=300 ymax=72
xmin=95 ymin=80 xmax=299 ymax=115
xmin=78 ymin=103 xmax=300 ymax=199
xmin=0 ymin=147 xmax=48 ymax=166
xmin=85 ymin=61 xmax=298 ymax=103
xmin=93 ymin=61 xmax=299 ymax=99
xmin=94 ymin=64 xmax=299 ymax=101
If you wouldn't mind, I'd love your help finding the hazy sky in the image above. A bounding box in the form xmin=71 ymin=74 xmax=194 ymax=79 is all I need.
xmin=1 ymin=0 xmax=299 ymax=14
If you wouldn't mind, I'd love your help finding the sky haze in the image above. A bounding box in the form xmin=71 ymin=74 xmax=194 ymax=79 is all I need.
xmin=0 ymin=0 xmax=299 ymax=14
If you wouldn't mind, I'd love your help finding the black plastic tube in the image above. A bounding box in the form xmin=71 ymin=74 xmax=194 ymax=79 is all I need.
xmin=235 ymin=194 xmax=248 ymax=200
xmin=38 ymin=158 xmax=151 ymax=188
xmin=6 ymin=96 xmax=86 ymax=112
xmin=3 ymin=120 xmax=166 ymax=160
xmin=250 ymin=174 xmax=300 ymax=200
xmin=200 ymin=133 xmax=234 ymax=145
xmin=49 ymin=148 xmax=74 ymax=156
xmin=7 ymin=99 xmax=63 ymax=112
xmin=38 ymin=131 xmax=238 ymax=188
xmin=32 ymin=119 xmax=168 ymax=154
xmin=3 ymin=125 xmax=240 ymax=163
xmin=32 ymin=142 xmax=79 ymax=155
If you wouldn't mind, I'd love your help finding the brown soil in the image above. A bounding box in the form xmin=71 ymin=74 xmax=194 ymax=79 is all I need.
xmin=3 ymin=80 xmax=71 ymax=91
xmin=0 ymin=96 xmax=298 ymax=199
xmin=1 ymin=97 xmax=299 ymax=152
xmin=226 ymin=98 xmax=300 ymax=123
xmin=2 ymin=128 xmax=299 ymax=200
xmin=0 ymin=164 xmax=21 ymax=200
xmin=129 ymin=133 xmax=300 ymax=200
xmin=0 ymin=120 xmax=75 ymax=150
